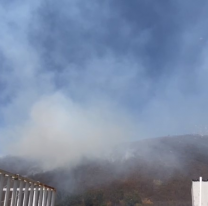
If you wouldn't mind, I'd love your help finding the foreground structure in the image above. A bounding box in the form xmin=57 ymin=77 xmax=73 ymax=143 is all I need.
xmin=192 ymin=177 xmax=208 ymax=206
xmin=0 ymin=168 xmax=56 ymax=206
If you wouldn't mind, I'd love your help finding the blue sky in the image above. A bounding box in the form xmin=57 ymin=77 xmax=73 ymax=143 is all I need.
xmin=0 ymin=0 xmax=208 ymax=166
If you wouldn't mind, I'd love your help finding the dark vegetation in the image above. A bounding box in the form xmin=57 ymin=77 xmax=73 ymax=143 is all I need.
xmin=1 ymin=134 xmax=208 ymax=205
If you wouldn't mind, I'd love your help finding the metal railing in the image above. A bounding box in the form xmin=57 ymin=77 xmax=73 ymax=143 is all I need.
xmin=0 ymin=168 xmax=56 ymax=206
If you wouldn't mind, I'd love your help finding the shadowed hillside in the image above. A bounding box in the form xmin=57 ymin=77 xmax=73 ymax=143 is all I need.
xmin=1 ymin=134 xmax=208 ymax=205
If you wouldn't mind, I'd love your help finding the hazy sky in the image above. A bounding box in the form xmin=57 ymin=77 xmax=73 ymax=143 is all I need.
xmin=1 ymin=0 xmax=208 ymax=167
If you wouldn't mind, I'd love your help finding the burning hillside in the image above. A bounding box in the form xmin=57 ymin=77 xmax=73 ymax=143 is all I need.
xmin=1 ymin=134 xmax=208 ymax=205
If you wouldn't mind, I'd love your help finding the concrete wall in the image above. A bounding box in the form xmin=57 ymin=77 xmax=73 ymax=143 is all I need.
xmin=192 ymin=177 xmax=208 ymax=206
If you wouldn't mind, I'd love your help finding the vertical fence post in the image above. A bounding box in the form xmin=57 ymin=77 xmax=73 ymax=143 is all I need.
xmin=3 ymin=177 xmax=11 ymax=206
xmin=42 ymin=188 xmax=48 ymax=206
xmin=38 ymin=186 xmax=43 ymax=206
xmin=0 ymin=174 xmax=5 ymax=204
xmin=50 ymin=191 xmax=56 ymax=206
xmin=199 ymin=177 xmax=202 ymax=206
xmin=28 ymin=183 xmax=34 ymax=206
xmin=23 ymin=182 xmax=30 ymax=206
xmin=46 ymin=190 xmax=52 ymax=206
xmin=17 ymin=180 xmax=24 ymax=206
xmin=33 ymin=185 xmax=39 ymax=206
xmin=11 ymin=178 xmax=18 ymax=206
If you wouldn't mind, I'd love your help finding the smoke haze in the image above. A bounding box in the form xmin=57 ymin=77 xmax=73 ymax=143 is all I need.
xmin=1 ymin=0 xmax=208 ymax=168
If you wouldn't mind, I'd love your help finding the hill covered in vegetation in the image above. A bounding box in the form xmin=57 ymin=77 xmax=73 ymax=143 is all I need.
xmin=1 ymin=134 xmax=208 ymax=205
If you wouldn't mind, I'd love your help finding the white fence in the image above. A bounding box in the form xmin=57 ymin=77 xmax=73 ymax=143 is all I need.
xmin=0 ymin=168 xmax=56 ymax=206
xmin=192 ymin=177 xmax=208 ymax=206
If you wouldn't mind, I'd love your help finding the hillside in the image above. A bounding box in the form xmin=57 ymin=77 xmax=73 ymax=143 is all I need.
xmin=1 ymin=134 xmax=208 ymax=205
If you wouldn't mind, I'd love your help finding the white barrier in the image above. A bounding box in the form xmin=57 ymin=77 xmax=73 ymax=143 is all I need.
xmin=192 ymin=177 xmax=208 ymax=206
xmin=0 ymin=168 xmax=56 ymax=206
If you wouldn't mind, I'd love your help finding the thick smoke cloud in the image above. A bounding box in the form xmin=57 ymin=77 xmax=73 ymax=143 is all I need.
xmin=1 ymin=0 xmax=208 ymax=168
xmin=10 ymin=93 xmax=137 ymax=169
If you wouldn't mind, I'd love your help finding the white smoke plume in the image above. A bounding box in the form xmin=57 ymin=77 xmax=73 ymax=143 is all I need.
xmin=7 ymin=92 xmax=137 ymax=169
xmin=1 ymin=0 xmax=208 ymax=170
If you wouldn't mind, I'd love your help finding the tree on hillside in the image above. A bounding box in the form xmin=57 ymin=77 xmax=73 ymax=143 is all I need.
xmin=123 ymin=191 xmax=142 ymax=206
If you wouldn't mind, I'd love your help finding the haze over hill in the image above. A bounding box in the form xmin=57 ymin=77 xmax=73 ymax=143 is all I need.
xmin=1 ymin=134 xmax=207 ymax=205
